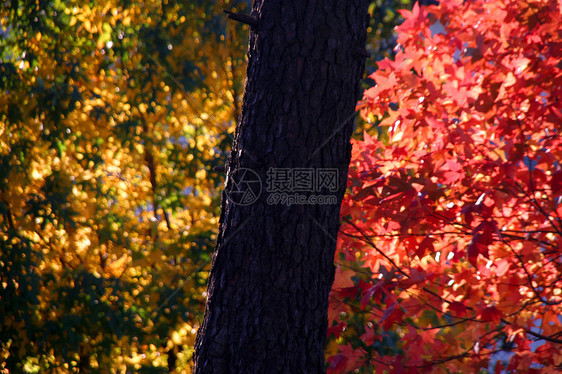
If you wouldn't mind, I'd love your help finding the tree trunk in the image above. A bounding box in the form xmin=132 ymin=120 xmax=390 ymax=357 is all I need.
xmin=194 ymin=1 xmax=369 ymax=372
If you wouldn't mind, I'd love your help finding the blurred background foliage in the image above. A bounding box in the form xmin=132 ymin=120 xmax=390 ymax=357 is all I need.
xmin=0 ymin=0 xmax=410 ymax=372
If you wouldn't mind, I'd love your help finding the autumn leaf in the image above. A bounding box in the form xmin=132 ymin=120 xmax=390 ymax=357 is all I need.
xmin=479 ymin=306 xmax=503 ymax=324
xmin=416 ymin=236 xmax=434 ymax=258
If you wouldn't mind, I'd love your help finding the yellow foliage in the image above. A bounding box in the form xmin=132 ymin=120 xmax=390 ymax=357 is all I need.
xmin=0 ymin=0 xmax=249 ymax=371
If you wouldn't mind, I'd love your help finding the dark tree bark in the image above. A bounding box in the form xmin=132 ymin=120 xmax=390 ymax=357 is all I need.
xmin=194 ymin=1 xmax=369 ymax=373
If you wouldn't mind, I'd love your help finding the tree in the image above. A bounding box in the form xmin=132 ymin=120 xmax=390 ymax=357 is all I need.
xmin=193 ymin=1 xmax=370 ymax=372
xmin=1 ymin=0 xmax=415 ymax=371
xmin=327 ymin=0 xmax=562 ymax=372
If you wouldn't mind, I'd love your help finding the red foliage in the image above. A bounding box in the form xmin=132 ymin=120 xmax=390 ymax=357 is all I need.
xmin=328 ymin=0 xmax=562 ymax=372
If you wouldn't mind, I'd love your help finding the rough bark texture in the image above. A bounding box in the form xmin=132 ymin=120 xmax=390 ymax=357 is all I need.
xmin=194 ymin=1 xmax=369 ymax=372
